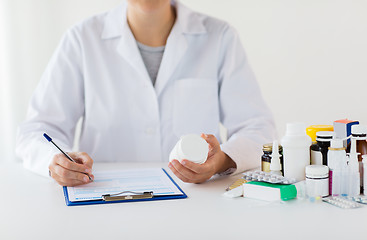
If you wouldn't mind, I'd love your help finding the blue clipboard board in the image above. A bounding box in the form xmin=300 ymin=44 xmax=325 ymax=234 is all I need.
xmin=63 ymin=168 xmax=187 ymax=206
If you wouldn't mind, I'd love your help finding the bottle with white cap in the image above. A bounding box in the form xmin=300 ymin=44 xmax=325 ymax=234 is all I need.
xmin=327 ymin=139 xmax=347 ymax=196
xmin=350 ymin=125 xmax=367 ymax=193
xmin=270 ymin=140 xmax=282 ymax=176
xmin=169 ymin=134 xmax=209 ymax=164
xmin=347 ymin=138 xmax=360 ymax=196
xmin=281 ymin=123 xmax=312 ymax=181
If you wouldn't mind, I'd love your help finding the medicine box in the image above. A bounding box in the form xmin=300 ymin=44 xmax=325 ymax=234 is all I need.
xmin=333 ymin=119 xmax=359 ymax=146
xmin=243 ymin=182 xmax=297 ymax=201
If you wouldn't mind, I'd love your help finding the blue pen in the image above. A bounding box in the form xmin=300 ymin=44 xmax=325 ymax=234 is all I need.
xmin=43 ymin=133 xmax=92 ymax=181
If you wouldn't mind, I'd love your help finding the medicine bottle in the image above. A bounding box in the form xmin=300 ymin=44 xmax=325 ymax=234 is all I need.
xmin=310 ymin=131 xmax=334 ymax=165
xmin=327 ymin=139 xmax=347 ymax=196
xmin=306 ymin=165 xmax=329 ymax=197
xmin=261 ymin=143 xmax=283 ymax=173
xmin=350 ymin=125 xmax=367 ymax=193
xmin=281 ymin=123 xmax=312 ymax=181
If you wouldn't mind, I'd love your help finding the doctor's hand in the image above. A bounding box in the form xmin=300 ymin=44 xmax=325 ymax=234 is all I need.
xmin=168 ymin=134 xmax=237 ymax=184
xmin=48 ymin=152 xmax=94 ymax=187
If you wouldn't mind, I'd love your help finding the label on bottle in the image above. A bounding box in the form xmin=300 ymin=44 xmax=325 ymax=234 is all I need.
xmin=262 ymin=161 xmax=270 ymax=172
xmin=311 ymin=150 xmax=322 ymax=165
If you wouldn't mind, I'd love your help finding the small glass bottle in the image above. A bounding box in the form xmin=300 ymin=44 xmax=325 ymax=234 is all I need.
xmin=262 ymin=143 xmax=283 ymax=174
xmin=310 ymin=131 xmax=334 ymax=165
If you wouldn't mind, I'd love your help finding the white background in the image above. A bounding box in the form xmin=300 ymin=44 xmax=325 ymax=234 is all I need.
xmin=1 ymin=0 xmax=366 ymax=162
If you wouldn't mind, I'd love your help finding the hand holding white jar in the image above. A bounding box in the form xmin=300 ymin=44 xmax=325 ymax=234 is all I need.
xmin=169 ymin=134 xmax=209 ymax=164
xmin=168 ymin=133 xmax=237 ymax=184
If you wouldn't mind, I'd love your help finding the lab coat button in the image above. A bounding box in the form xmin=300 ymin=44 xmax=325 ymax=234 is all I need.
xmin=145 ymin=128 xmax=156 ymax=135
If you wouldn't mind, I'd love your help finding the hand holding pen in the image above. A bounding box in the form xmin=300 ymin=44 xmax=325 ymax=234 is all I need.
xmin=44 ymin=133 xmax=94 ymax=187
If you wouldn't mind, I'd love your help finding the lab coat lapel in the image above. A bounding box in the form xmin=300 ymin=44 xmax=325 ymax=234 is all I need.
xmin=154 ymin=2 xmax=206 ymax=96
xmin=117 ymin=23 xmax=151 ymax=84
xmin=102 ymin=3 xmax=151 ymax=84
xmin=154 ymin=25 xmax=187 ymax=96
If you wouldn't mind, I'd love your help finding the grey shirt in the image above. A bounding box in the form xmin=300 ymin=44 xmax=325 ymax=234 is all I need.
xmin=137 ymin=41 xmax=165 ymax=86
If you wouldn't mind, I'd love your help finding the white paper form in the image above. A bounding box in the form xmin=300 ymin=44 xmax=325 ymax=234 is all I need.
xmin=67 ymin=168 xmax=183 ymax=202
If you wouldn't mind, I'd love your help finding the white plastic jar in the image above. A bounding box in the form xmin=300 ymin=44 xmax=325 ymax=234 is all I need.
xmin=306 ymin=165 xmax=329 ymax=198
xmin=169 ymin=134 xmax=209 ymax=164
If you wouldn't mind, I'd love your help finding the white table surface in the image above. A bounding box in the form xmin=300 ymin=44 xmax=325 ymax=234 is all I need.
xmin=0 ymin=161 xmax=365 ymax=240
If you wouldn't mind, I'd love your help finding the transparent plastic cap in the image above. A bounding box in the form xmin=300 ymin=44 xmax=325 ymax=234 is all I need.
xmin=330 ymin=139 xmax=344 ymax=148
xmin=351 ymin=125 xmax=367 ymax=135
xmin=285 ymin=123 xmax=306 ymax=136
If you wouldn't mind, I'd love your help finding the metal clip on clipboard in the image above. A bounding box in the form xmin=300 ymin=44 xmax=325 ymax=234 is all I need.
xmin=102 ymin=191 xmax=154 ymax=201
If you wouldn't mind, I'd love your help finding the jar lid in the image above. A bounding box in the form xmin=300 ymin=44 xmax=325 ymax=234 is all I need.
xmin=316 ymin=131 xmax=334 ymax=142
xmin=179 ymin=134 xmax=209 ymax=164
xmin=262 ymin=143 xmax=283 ymax=152
xmin=306 ymin=165 xmax=329 ymax=178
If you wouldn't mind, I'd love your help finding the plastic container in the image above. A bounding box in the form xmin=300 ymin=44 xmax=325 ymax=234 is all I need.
xmin=327 ymin=139 xmax=347 ymax=196
xmin=310 ymin=131 xmax=334 ymax=165
xmin=306 ymin=165 xmax=329 ymax=197
xmin=281 ymin=123 xmax=312 ymax=181
xmin=347 ymin=138 xmax=361 ymax=197
xmin=270 ymin=140 xmax=282 ymax=176
xmin=169 ymin=134 xmax=209 ymax=164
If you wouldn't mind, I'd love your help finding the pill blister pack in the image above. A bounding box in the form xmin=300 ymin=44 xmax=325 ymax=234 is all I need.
xmin=242 ymin=170 xmax=296 ymax=184
xmin=345 ymin=196 xmax=367 ymax=205
xmin=322 ymin=196 xmax=362 ymax=209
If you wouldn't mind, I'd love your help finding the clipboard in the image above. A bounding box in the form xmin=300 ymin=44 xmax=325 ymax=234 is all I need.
xmin=63 ymin=168 xmax=187 ymax=206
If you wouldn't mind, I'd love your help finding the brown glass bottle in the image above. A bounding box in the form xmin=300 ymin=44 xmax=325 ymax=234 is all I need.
xmin=350 ymin=125 xmax=367 ymax=193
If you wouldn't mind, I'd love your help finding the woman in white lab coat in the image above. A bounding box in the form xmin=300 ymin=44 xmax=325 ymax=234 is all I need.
xmin=16 ymin=0 xmax=276 ymax=186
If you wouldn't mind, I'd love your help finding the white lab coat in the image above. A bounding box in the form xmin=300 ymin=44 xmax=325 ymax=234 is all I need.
xmin=16 ymin=1 xmax=276 ymax=178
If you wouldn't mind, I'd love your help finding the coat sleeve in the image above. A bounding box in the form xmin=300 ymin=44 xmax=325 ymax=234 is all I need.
xmin=218 ymin=25 xmax=277 ymax=175
xmin=15 ymin=28 xmax=85 ymax=177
